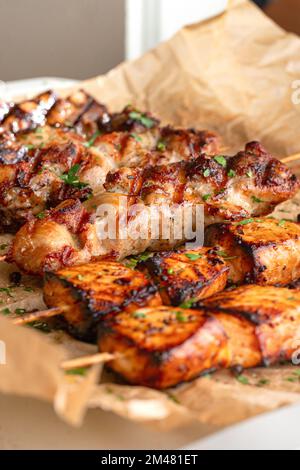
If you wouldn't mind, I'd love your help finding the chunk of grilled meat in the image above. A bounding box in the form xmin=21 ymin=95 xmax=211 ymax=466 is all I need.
xmin=43 ymin=261 xmax=162 ymax=341
xmin=140 ymin=247 xmax=228 ymax=305
xmin=205 ymin=218 xmax=300 ymax=286
xmin=0 ymin=90 xmax=56 ymax=134
xmin=0 ymin=126 xmax=114 ymax=231
xmin=105 ymin=142 xmax=299 ymax=224
xmin=98 ymin=105 xmax=159 ymax=134
xmin=94 ymin=126 xmax=220 ymax=168
xmin=9 ymin=199 xmax=102 ymax=275
xmin=98 ymin=285 xmax=300 ymax=388
xmin=47 ymin=89 xmax=111 ymax=138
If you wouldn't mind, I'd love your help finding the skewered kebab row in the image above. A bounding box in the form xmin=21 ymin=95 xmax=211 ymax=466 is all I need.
xmin=104 ymin=142 xmax=299 ymax=223
xmin=28 ymin=247 xmax=227 ymax=340
xmin=205 ymin=217 xmax=300 ymax=286
xmin=8 ymin=143 xmax=300 ymax=275
xmin=98 ymin=285 xmax=300 ymax=389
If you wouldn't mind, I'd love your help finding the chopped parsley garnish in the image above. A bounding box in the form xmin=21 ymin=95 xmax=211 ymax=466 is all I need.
xmin=215 ymin=250 xmax=238 ymax=261
xmin=202 ymin=194 xmax=211 ymax=202
xmin=28 ymin=321 xmax=51 ymax=334
xmin=133 ymin=311 xmax=146 ymax=319
xmin=23 ymin=287 xmax=34 ymax=292
xmin=129 ymin=111 xmax=155 ymax=129
xmin=246 ymin=170 xmax=253 ymax=178
xmin=15 ymin=308 xmax=27 ymax=315
xmin=236 ymin=375 xmax=249 ymax=385
xmin=77 ymin=274 xmax=85 ymax=281
xmin=285 ymin=376 xmax=299 ymax=383
xmin=1 ymin=308 xmax=10 ymax=316
xmin=185 ymin=253 xmax=203 ymax=261
xmin=256 ymin=378 xmax=270 ymax=387
xmin=174 ymin=310 xmax=189 ymax=323
xmin=251 ymin=196 xmax=264 ymax=203
xmin=36 ymin=211 xmax=46 ymax=220
xmin=0 ymin=244 xmax=8 ymax=251
xmin=83 ymin=130 xmax=101 ymax=148
xmin=203 ymin=169 xmax=211 ymax=178
xmin=167 ymin=268 xmax=174 ymax=274
xmin=0 ymin=287 xmax=13 ymax=297
xmin=179 ymin=298 xmax=197 ymax=309
xmin=214 ymin=155 xmax=227 ymax=168
xmin=125 ymin=252 xmax=153 ymax=269
xmin=25 ymin=144 xmax=36 ymax=151
xmin=157 ymin=141 xmax=166 ymax=152
xmin=130 ymin=133 xmax=142 ymax=142
xmin=278 ymin=219 xmax=286 ymax=227
xmin=227 ymin=169 xmax=236 ymax=178
xmin=235 ymin=218 xmax=255 ymax=226
xmin=59 ymin=164 xmax=88 ymax=189
xmin=65 ymin=367 xmax=88 ymax=376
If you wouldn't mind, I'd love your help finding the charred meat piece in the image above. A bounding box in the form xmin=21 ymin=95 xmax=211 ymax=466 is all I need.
xmin=47 ymin=89 xmax=111 ymax=138
xmin=200 ymin=285 xmax=300 ymax=367
xmin=1 ymin=90 xmax=56 ymax=133
xmin=105 ymin=142 xmax=299 ymax=223
xmin=140 ymin=247 xmax=228 ymax=305
xmin=98 ymin=305 xmax=230 ymax=389
xmin=9 ymin=199 xmax=102 ymax=275
xmin=98 ymin=105 xmax=159 ymax=133
xmin=205 ymin=218 xmax=300 ymax=286
xmin=43 ymin=261 xmax=162 ymax=341
xmin=0 ymin=126 xmax=115 ymax=232
xmin=99 ymin=285 xmax=300 ymax=388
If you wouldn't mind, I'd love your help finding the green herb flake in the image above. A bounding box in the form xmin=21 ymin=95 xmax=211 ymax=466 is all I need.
xmin=203 ymin=169 xmax=211 ymax=178
xmin=235 ymin=218 xmax=255 ymax=226
xmin=130 ymin=133 xmax=142 ymax=142
xmin=167 ymin=393 xmax=180 ymax=404
xmin=251 ymin=196 xmax=264 ymax=203
xmin=59 ymin=164 xmax=89 ymax=189
xmin=278 ymin=219 xmax=286 ymax=227
xmin=129 ymin=111 xmax=155 ymax=129
xmin=285 ymin=376 xmax=299 ymax=383
xmin=256 ymin=378 xmax=270 ymax=387
xmin=156 ymin=141 xmax=166 ymax=152
xmin=246 ymin=170 xmax=253 ymax=178
xmin=0 ymin=244 xmax=8 ymax=251
xmin=202 ymin=194 xmax=211 ymax=202
xmin=25 ymin=144 xmax=36 ymax=151
xmin=36 ymin=211 xmax=46 ymax=220
xmin=23 ymin=287 xmax=34 ymax=293
xmin=227 ymin=169 xmax=236 ymax=178
xmin=236 ymin=375 xmax=249 ymax=385
xmin=167 ymin=268 xmax=174 ymax=275
xmin=185 ymin=253 xmax=203 ymax=261
xmin=0 ymin=287 xmax=13 ymax=297
xmin=1 ymin=308 xmax=10 ymax=316
xmin=15 ymin=308 xmax=27 ymax=315
xmin=77 ymin=274 xmax=85 ymax=281
xmin=65 ymin=367 xmax=88 ymax=376
xmin=179 ymin=298 xmax=197 ymax=309
xmin=84 ymin=130 xmax=101 ymax=148
xmin=133 ymin=311 xmax=146 ymax=319
xmin=214 ymin=155 xmax=227 ymax=168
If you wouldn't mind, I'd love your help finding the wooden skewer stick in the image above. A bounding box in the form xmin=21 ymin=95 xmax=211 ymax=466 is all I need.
xmin=14 ymin=307 xmax=66 ymax=325
xmin=61 ymin=352 xmax=117 ymax=370
xmin=282 ymin=153 xmax=300 ymax=164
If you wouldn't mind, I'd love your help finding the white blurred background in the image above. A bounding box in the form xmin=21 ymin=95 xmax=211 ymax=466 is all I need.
xmin=0 ymin=0 xmax=298 ymax=81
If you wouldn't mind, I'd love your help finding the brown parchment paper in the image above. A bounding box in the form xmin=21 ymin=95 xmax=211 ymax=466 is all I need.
xmin=1 ymin=0 xmax=300 ymax=432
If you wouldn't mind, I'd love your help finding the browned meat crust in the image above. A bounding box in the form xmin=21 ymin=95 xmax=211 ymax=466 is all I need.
xmin=98 ymin=285 xmax=300 ymax=388
xmin=43 ymin=260 xmax=162 ymax=340
xmin=205 ymin=218 xmax=300 ymax=286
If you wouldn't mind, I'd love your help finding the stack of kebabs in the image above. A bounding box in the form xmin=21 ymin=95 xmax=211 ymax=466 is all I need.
xmin=2 ymin=89 xmax=300 ymax=390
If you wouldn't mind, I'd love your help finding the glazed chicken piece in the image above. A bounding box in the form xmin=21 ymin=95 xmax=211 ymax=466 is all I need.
xmin=98 ymin=285 xmax=300 ymax=389
xmin=47 ymin=89 xmax=111 ymax=138
xmin=43 ymin=260 xmax=162 ymax=341
xmin=205 ymin=217 xmax=300 ymax=286
xmin=8 ymin=199 xmax=102 ymax=275
xmin=105 ymin=141 xmax=300 ymax=224
xmin=140 ymin=247 xmax=229 ymax=305
xmin=0 ymin=126 xmax=114 ymax=231
xmin=0 ymin=90 xmax=56 ymax=134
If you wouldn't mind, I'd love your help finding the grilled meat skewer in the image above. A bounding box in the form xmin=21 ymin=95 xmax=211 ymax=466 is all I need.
xmin=98 ymin=285 xmax=300 ymax=389
xmin=205 ymin=217 xmax=300 ymax=286
xmin=9 ymin=140 xmax=300 ymax=274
